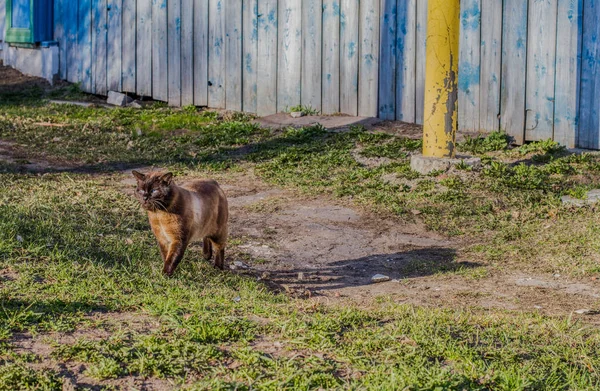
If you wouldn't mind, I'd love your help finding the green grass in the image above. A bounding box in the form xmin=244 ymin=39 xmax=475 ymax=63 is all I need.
xmin=2 ymin=83 xmax=600 ymax=389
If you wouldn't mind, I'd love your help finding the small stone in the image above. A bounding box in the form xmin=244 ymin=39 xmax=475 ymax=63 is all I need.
xmin=233 ymin=296 xmax=241 ymax=303
xmin=298 ymin=272 xmax=305 ymax=281
xmin=107 ymin=91 xmax=133 ymax=107
xmin=128 ymin=100 xmax=143 ymax=109
xmin=290 ymin=111 xmax=305 ymax=118
xmin=16 ymin=235 xmax=23 ymax=242
xmin=233 ymin=261 xmax=250 ymax=269
xmin=410 ymin=209 xmax=422 ymax=216
xmin=371 ymin=274 xmax=391 ymax=283
xmin=534 ymin=305 xmax=543 ymax=309
xmin=52 ymin=137 xmax=61 ymax=142
xmin=136 ymin=128 xmax=143 ymax=136
xmin=125 ymin=238 xmax=134 ymax=245
xmin=410 ymin=154 xmax=481 ymax=175
xmin=553 ymin=273 xmax=561 ymax=278
xmin=575 ymin=309 xmax=593 ymax=315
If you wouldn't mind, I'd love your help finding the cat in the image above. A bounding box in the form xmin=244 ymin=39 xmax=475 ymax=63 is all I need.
xmin=132 ymin=170 xmax=229 ymax=276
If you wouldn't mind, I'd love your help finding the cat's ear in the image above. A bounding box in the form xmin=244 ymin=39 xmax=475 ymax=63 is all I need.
xmin=159 ymin=172 xmax=173 ymax=185
xmin=132 ymin=170 xmax=146 ymax=182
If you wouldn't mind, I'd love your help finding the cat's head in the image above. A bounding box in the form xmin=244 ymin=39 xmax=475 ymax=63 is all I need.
xmin=132 ymin=170 xmax=174 ymax=211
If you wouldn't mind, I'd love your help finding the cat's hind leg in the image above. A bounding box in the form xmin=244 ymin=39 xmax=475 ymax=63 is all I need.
xmin=203 ymin=237 xmax=213 ymax=260
xmin=211 ymin=240 xmax=226 ymax=270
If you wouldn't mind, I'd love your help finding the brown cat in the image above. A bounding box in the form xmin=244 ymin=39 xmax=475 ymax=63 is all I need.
xmin=132 ymin=170 xmax=229 ymax=276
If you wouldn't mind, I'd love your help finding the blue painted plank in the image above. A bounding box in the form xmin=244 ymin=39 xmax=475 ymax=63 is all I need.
xmin=226 ymin=0 xmax=243 ymax=111
xmin=322 ymin=0 xmax=340 ymax=114
xmin=243 ymin=0 xmax=259 ymax=112
xmin=554 ymin=0 xmax=582 ymax=148
xmin=54 ymin=0 xmax=67 ymax=80
xmin=65 ymin=0 xmax=78 ymax=82
xmin=578 ymin=0 xmax=600 ymax=149
xmin=340 ymin=0 xmax=359 ymax=115
xmin=152 ymin=0 xmax=167 ymax=101
xmin=277 ymin=0 xmax=302 ymax=112
xmin=256 ymin=0 xmax=278 ymax=116
xmin=107 ymin=0 xmax=122 ymax=92
xmin=395 ymin=0 xmax=417 ymax=122
xmin=122 ymin=0 xmax=136 ymax=92
xmin=168 ymin=0 xmax=181 ymax=106
xmin=92 ymin=0 xmax=107 ymax=95
xmin=181 ymin=0 xmax=194 ymax=105
xmin=479 ymin=0 xmax=502 ymax=132
xmin=500 ymin=0 xmax=528 ymax=145
xmin=525 ymin=0 xmax=558 ymax=141
xmin=0 ymin=0 xmax=5 ymax=42
xmin=378 ymin=0 xmax=396 ymax=120
xmin=193 ymin=0 xmax=209 ymax=106
xmin=415 ymin=0 xmax=427 ymax=124
xmin=458 ymin=0 xmax=481 ymax=132
xmin=78 ymin=0 xmax=93 ymax=92
xmin=136 ymin=0 xmax=152 ymax=97
xmin=208 ymin=0 xmax=225 ymax=108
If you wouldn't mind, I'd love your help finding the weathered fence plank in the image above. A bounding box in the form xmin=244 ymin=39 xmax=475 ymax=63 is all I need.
xmin=107 ymin=0 xmax=122 ymax=92
xmin=340 ymin=0 xmax=359 ymax=116
xmin=415 ymin=0 xmax=427 ymax=124
xmin=358 ymin=0 xmax=379 ymax=117
xmin=378 ymin=0 xmax=396 ymax=120
xmin=500 ymin=0 xmax=528 ymax=144
xmin=65 ymin=0 xmax=78 ymax=82
xmin=396 ymin=0 xmax=416 ymax=123
xmin=554 ymin=0 xmax=582 ymax=148
xmin=92 ymin=0 xmax=107 ymax=95
xmin=79 ymin=0 xmax=93 ymax=92
xmin=0 ymin=0 xmax=4 ymax=43
xmin=122 ymin=0 xmax=136 ymax=92
xmin=54 ymin=0 xmax=67 ymax=80
xmin=226 ymin=0 xmax=243 ymax=111
xmin=479 ymin=0 xmax=502 ymax=132
xmin=322 ymin=0 xmax=341 ymax=114
xmin=301 ymin=0 xmax=322 ymax=112
xmin=458 ymin=0 xmax=481 ymax=132
xmin=257 ymin=0 xmax=278 ymax=116
xmin=152 ymin=0 xmax=167 ymax=102
xmin=167 ymin=0 xmax=181 ymax=106
xmin=192 ymin=0 xmax=208 ymax=106
xmin=181 ymin=0 xmax=194 ymax=106
xmin=136 ymin=0 xmax=152 ymax=97
xmin=579 ymin=0 xmax=600 ymax=149
xmin=208 ymin=0 xmax=225 ymax=109
xmin=243 ymin=0 xmax=259 ymax=112
xmin=525 ymin=0 xmax=558 ymax=141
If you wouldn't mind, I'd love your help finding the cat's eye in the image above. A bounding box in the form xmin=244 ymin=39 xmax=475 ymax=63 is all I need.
xmin=152 ymin=189 xmax=160 ymax=195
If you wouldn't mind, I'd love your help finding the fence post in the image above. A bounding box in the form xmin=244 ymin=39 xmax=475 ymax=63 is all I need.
xmin=422 ymin=0 xmax=460 ymax=158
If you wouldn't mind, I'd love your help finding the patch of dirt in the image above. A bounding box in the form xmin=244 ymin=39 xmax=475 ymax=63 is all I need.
xmin=0 ymin=63 xmax=52 ymax=92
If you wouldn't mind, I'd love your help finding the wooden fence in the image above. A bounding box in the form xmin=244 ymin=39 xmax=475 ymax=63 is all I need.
xmin=1 ymin=1 xmax=600 ymax=148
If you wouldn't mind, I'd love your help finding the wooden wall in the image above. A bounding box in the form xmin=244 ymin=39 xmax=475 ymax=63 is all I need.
xmin=0 ymin=1 xmax=598 ymax=148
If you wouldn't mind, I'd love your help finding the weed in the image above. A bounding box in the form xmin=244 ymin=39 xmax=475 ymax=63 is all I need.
xmin=458 ymin=131 xmax=511 ymax=154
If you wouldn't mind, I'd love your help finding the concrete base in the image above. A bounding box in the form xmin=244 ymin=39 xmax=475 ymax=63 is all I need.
xmin=410 ymin=154 xmax=481 ymax=175
xmin=3 ymin=44 xmax=59 ymax=84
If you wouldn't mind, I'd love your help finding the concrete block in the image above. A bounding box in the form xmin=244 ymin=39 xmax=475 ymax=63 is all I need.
xmin=410 ymin=154 xmax=481 ymax=175
xmin=107 ymin=91 xmax=133 ymax=107
xmin=3 ymin=44 xmax=59 ymax=84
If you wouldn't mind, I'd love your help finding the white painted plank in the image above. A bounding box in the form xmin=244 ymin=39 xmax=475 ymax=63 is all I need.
xmin=340 ymin=0 xmax=359 ymax=116
xmin=226 ymin=0 xmax=243 ymax=111
xmin=194 ymin=0 xmax=209 ymax=106
xmin=107 ymin=0 xmax=122 ymax=92
xmin=122 ymin=0 xmax=136 ymax=92
xmin=396 ymin=0 xmax=417 ymax=122
xmin=458 ymin=0 xmax=481 ymax=132
xmin=277 ymin=0 xmax=302 ymax=112
xmin=479 ymin=0 xmax=502 ymax=132
xmin=168 ymin=0 xmax=181 ymax=106
xmin=301 ymin=0 xmax=322 ymax=112
xmin=54 ymin=0 xmax=67 ymax=80
xmin=93 ymin=0 xmax=108 ymax=95
xmin=257 ymin=0 xmax=278 ymax=116
xmin=208 ymin=0 xmax=225 ymax=108
xmin=553 ymin=0 xmax=581 ymax=148
xmin=181 ymin=0 xmax=194 ymax=106
xmin=378 ymin=0 xmax=396 ymax=119
xmin=79 ymin=0 xmax=93 ymax=92
xmin=415 ymin=0 xmax=427 ymax=124
xmin=152 ymin=0 xmax=167 ymax=101
xmin=65 ymin=0 xmax=78 ymax=82
xmin=322 ymin=0 xmax=340 ymax=114
xmin=136 ymin=0 xmax=152 ymax=97
xmin=579 ymin=0 xmax=600 ymax=149
xmin=525 ymin=0 xmax=558 ymax=141
xmin=0 ymin=0 xmax=5 ymax=42
xmin=500 ymin=0 xmax=528 ymax=145
xmin=358 ymin=0 xmax=379 ymax=117
xmin=242 ymin=0 xmax=259 ymax=112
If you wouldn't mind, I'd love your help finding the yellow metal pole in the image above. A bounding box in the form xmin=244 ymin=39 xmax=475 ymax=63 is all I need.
xmin=422 ymin=0 xmax=460 ymax=158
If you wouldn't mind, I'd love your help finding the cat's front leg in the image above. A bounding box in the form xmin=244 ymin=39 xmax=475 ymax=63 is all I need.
xmin=162 ymin=240 xmax=188 ymax=276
